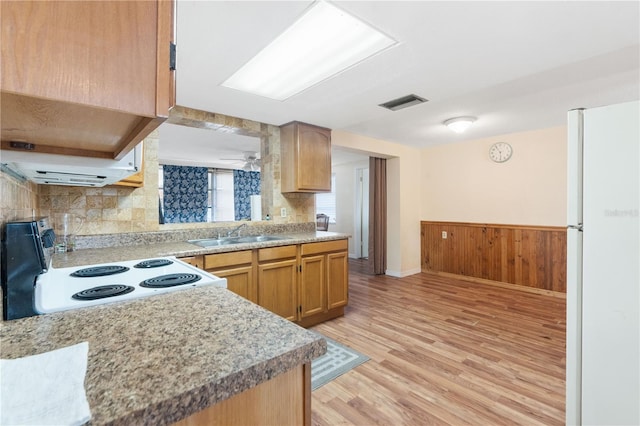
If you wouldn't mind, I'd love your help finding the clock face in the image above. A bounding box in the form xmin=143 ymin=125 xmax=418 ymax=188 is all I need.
xmin=489 ymin=142 xmax=513 ymax=163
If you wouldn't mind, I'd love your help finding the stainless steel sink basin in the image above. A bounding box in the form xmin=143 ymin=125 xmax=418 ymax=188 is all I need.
xmin=188 ymin=235 xmax=289 ymax=248
xmin=234 ymin=235 xmax=288 ymax=243
xmin=188 ymin=238 xmax=236 ymax=247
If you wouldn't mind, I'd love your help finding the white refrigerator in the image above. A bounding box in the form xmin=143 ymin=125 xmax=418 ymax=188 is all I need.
xmin=566 ymin=100 xmax=639 ymax=425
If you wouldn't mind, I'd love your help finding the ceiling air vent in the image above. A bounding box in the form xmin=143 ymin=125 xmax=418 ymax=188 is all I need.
xmin=379 ymin=94 xmax=428 ymax=111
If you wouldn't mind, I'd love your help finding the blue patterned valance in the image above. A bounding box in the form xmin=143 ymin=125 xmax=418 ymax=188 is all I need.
xmin=233 ymin=170 xmax=261 ymax=220
xmin=163 ymin=165 xmax=208 ymax=223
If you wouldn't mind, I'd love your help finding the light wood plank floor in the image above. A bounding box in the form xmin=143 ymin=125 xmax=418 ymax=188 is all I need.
xmin=310 ymin=263 xmax=566 ymax=425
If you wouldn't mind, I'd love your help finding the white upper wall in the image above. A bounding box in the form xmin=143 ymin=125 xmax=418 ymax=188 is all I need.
xmin=421 ymin=126 xmax=567 ymax=226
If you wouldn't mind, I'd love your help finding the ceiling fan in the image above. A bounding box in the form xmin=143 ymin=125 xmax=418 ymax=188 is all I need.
xmin=220 ymin=151 xmax=261 ymax=171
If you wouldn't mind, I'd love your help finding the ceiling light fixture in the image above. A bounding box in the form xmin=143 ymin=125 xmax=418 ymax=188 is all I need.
xmin=221 ymin=1 xmax=397 ymax=101
xmin=444 ymin=116 xmax=477 ymax=133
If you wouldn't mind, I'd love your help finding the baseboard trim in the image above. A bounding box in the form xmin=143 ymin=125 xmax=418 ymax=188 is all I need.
xmin=422 ymin=270 xmax=567 ymax=299
xmin=385 ymin=267 xmax=422 ymax=278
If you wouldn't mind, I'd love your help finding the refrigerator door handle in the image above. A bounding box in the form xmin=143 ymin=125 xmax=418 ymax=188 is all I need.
xmin=568 ymin=224 xmax=584 ymax=231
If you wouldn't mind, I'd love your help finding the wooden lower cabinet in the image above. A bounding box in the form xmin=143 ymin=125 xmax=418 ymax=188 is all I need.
xmin=179 ymin=238 xmax=349 ymax=327
xmin=216 ymin=265 xmax=255 ymax=301
xmin=180 ymin=255 xmax=203 ymax=270
xmin=173 ymin=363 xmax=311 ymax=426
xmin=203 ymin=250 xmax=256 ymax=303
xmin=300 ymin=255 xmax=325 ymax=318
xmin=326 ymin=251 xmax=349 ymax=309
xmin=298 ymin=240 xmax=348 ymax=326
xmin=257 ymin=246 xmax=298 ymax=321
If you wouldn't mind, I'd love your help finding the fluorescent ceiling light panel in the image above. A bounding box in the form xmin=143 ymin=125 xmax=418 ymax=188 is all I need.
xmin=221 ymin=1 xmax=397 ymax=100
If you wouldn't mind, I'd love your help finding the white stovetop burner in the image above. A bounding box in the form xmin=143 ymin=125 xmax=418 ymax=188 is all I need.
xmin=35 ymin=256 xmax=227 ymax=314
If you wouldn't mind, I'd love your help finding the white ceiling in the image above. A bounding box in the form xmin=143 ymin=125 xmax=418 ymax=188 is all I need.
xmin=159 ymin=0 xmax=639 ymax=166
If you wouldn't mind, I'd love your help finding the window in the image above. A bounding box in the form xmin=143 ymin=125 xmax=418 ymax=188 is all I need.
xmin=210 ymin=169 xmax=234 ymax=221
xmin=159 ymin=166 xmax=235 ymax=222
xmin=315 ymin=174 xmax=336 ymax=223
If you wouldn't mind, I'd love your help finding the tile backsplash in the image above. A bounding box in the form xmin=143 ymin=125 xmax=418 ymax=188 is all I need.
xmin=37 ymin=133 xmax=161 ymax=235
xmin=0 ymin=167 xmax=39 ymax=223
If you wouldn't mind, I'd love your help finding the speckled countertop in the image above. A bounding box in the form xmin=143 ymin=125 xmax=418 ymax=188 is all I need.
xmin=0 ymin=286 xmax=327 ymax=425
xmin=55 ymin=230 xmax=350 ymax=268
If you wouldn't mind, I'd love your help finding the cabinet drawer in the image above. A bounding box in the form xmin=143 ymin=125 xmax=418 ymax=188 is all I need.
xmin=301 ymin=239 xmax=348 ymax=256
xmin=204 ymin=250 xmax=252 ymax=269
xmin=258 ymin=245 xmax=297 ymax=262
xmin=179 ymin=255 xmax=203 ymax=270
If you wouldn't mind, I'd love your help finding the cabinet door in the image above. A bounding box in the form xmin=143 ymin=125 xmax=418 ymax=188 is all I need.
xmin=258 ymin=259 xmax=298 ymax=321
xmin=2 ymin=1 xmax=159 ymax=115
xmin=326 ymin=251 xmax=348 ymax=309
xmin=300 ymin=255 xmax=325 ymax=318
xmin=280 ymin=122 xmax=331 ymax=192
xmin=297 ymin=124 xmax=331 ymax=191
xmin=214 ymin=266 xmax=255 ymax=302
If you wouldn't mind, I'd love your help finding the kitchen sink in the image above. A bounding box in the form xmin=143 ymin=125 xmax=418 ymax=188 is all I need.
xmin=188 ymin=235 xmax=289 ymax=248
xmin=188 ymin=238 xmax=236 ymax=247
xmin=234 ymin=235 xmax=288 ymax=243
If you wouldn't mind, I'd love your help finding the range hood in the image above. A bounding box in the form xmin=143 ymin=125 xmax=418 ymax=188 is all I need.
xmin=1 ymin=144 xmax=142 ymax=187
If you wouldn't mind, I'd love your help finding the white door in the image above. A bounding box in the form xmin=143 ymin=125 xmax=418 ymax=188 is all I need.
xmin=354 ymin=167 xmax=369 ymax=259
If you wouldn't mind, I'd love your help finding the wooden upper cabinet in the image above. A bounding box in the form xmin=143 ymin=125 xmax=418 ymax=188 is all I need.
xmin=0 ymin=0 xmax=175 ymax=160
xmin=280 ymin=121 xmax=331 ymax=193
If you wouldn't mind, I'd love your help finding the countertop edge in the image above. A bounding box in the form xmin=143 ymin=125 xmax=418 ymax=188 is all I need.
xmin=54 ymin=231 xmax=351 ymax=268
xmin=120 ymin=338 xmax=327 ymax=425
xmin=169 ymin=232 xmax=351 ymax=257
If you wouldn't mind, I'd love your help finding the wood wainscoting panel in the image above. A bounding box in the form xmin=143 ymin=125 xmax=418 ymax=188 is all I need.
xmin=421 ymin=221 xmax=566 ymax=292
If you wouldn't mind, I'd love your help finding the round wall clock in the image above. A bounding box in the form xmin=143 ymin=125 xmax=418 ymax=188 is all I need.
xmin=489 ymin=142 xmax=513 ymax=163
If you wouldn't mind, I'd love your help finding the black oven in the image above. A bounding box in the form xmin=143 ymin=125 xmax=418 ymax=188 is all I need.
xmin=1 ymin=218 xmax=56 ymax=320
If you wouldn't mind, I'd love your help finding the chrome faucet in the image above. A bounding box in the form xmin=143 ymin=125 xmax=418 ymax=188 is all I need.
xmin=227 ymin=223 xmax=247 ymax=237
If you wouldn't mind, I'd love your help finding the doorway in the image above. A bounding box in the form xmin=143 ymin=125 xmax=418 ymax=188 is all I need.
xmin=327 ymin=147 xmax=386 ymax=275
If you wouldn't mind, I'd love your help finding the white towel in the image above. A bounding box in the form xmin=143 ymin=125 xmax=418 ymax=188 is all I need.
xmin=0 ymin=342 xmax=91 ymax=426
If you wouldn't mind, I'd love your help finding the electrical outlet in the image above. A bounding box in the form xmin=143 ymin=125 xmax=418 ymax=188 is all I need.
xmin=280 ymin=208 xmax=287 ymax=217
xmin=442 ymin=231 xmax=447 ymax=239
